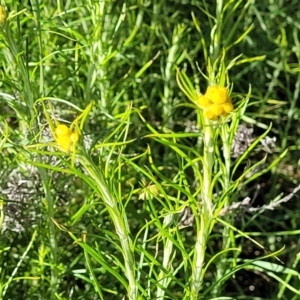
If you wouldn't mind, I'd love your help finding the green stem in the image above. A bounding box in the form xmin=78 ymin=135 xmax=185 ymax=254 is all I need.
xmin=87 ymin=0 xmax=108 ymax=108
xmin=162 ymin=25 xmax=186 ymax=128
xmin=76 ymin=151 xmax=137 ymax=300
xmin=156 ymin=214 xmax=174 ymax=299
xmin=210 ymin=0 xmax=224 ymax=64
xmin=213 ymin=126 xmax=232 ymax=296
xmin=191 ymin=118 xmax=214 ymax=299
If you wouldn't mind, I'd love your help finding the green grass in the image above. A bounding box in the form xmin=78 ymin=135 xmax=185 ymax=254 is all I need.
xmin=1 ymin=1 xmax=300 ymax=299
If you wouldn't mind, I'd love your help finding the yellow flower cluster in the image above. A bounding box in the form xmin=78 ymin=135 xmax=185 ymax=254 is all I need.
xmin=54 ymin=124 xmax=79 ymax=152
xmin=197 ymin=86 xmax=233 ymax=120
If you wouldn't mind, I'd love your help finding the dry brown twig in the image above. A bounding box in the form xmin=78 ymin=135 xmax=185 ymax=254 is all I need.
xmin=219 ymin=184 xmax=300 ymax=217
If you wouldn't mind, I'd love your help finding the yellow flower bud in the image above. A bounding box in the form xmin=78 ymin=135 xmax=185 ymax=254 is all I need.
xmin=222 ymin=102 xmax=234 ymax=113
xmin=210 ymin=104 xmax=224 ymax=116
xmin=54 ymin=124 xmax=79 ymax=152
xmin=203 ymin=108 xmax=217 ymax=120
xmin=70 ymin=131 xmax=79 ymax=143
xmin=205 ymin=86 xmax=228 ymax=104
xmin=198 ymin=95 xmax=211 ymax=108
xmin=57 ymin=136 xmax=72 ymax=151
xmin=55 ymin=124 xmax=71 ymax=138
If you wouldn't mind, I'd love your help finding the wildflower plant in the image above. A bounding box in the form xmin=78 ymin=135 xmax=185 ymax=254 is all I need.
xmin=1 ymin=1 xmax=299 ymax=300
xmin=26 ymin=100 xmax=138 ymax=300
xmin=168 ymin=44 xmax=288 ymax=299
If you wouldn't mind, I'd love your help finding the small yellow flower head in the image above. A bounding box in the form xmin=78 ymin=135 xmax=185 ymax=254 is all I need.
xmin=198 ymin=95 xmax=211 ymax=107
xmin=203 ymin=108 xmax=218 ymax=120
xmin=222 ymin=102 xmax=234 ymax=114
xmin=0 ymin=5 xmax=6 ymax=25
xmin=55 ymin=124 xmax=71 ymax=137
xmin=70 ymin=131 xmax=79 ymax=143
xmin=210 ymin=103 xmax=224 ymax=116
xmin=205 ymin=86 xmax=228 ymax=104
xmin=197 ymin=85 xmax=233 ymax=120
xmin=54 ymin=124 xmax=79 ymax=152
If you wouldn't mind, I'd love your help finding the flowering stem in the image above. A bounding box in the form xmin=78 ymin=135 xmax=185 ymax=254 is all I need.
xmin=76 ymin=150 xmax=137 ymax=300
xmin=213 ymin=125 xmax=232 ymax=296
xmin=191 ymin=118 xmax=215 ymax=299
xmin=202 ymin=120 xmax=215 ymax=218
